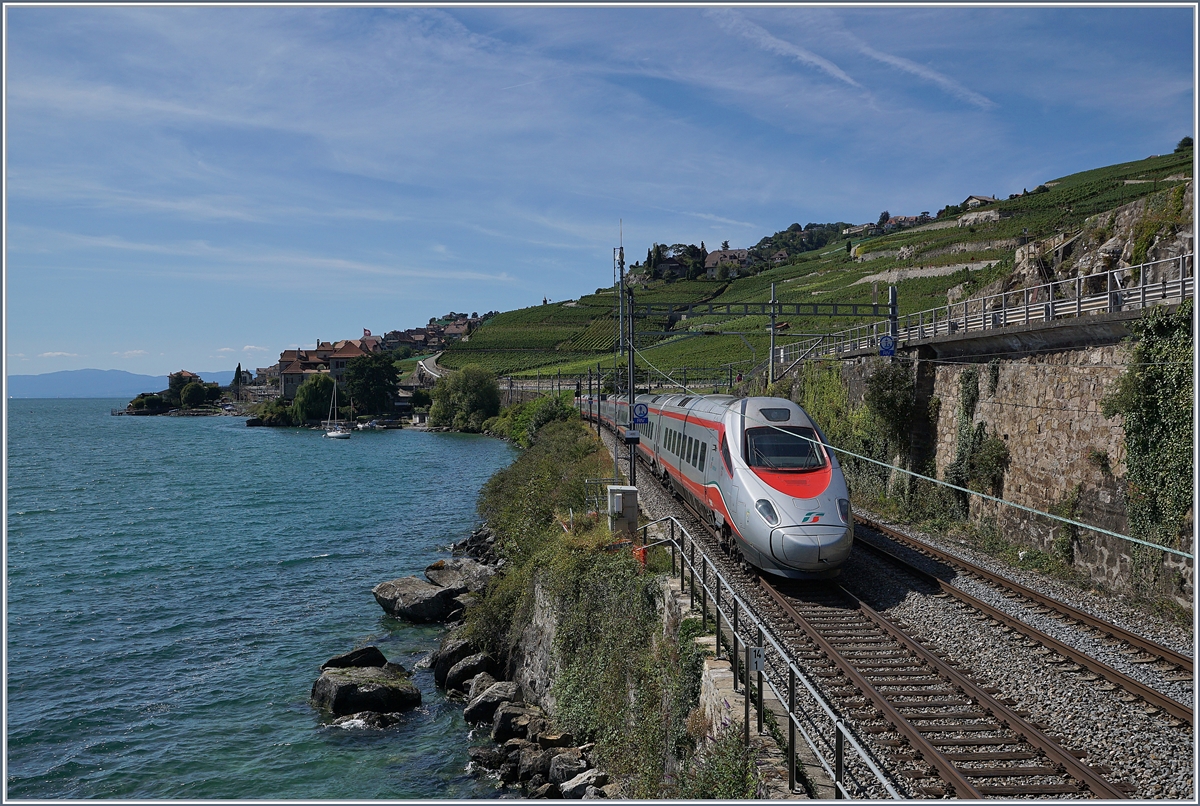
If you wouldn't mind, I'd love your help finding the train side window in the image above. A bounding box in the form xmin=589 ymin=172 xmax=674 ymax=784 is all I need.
xmin=720 ymin=434 xmax=733 ymax=477
xmin=698 ymin=442 xmax=706 ymax=471
xmin=688 ymin=436 xmax=696 ymax=466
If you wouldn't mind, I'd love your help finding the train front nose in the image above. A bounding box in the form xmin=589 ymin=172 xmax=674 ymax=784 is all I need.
xmin=770 ymin=526 xmax=853 ymax=569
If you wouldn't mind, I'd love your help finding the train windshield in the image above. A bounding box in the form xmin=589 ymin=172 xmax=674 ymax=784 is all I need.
xmin=744 ymin=427 xmax=826 ymax=470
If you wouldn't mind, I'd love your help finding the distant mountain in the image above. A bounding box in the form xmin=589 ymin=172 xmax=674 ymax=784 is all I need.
xmin=6 ymin=369 xmax=236 ymax=399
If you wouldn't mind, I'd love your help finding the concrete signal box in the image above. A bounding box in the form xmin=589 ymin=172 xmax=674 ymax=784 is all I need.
xmin=607 ymin=485 xmax=638 ymax=535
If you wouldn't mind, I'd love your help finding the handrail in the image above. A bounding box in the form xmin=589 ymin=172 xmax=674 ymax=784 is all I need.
xmin=780 ymin=253 xmax=1193 ymax=363
xmin=639 ymin=515 xmax=903 ymax=798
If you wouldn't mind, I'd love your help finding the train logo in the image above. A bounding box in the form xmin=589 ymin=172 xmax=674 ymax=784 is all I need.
xmin=801 ymin=512 xmax=824 ymax=523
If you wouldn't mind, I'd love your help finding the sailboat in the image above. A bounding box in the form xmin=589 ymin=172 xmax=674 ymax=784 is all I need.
xmin=323 ymin=379 xmax=351 ymax=439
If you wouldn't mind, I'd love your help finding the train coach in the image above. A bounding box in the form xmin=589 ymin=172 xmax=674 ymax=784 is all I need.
xmin=583 ymin=391 xmax=853 ymax=579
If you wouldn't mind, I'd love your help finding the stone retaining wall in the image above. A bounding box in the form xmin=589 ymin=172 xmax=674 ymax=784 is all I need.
xmin=790 ymin=344 xmax=1192 ymax=608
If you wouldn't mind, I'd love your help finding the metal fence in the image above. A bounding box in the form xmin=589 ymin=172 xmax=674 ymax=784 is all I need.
xmin=639 ymin=515 xmax=902 ymax=799
xmin=779 ymin=253 xmax=1194 ymax=364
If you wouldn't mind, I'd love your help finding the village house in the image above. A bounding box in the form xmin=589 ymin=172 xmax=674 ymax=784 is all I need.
xmin=704 ymin=248 xmax=748 ymax=279
xmin=963 ymin=195 xmax=998 ymax=209
xmin=771 ymin=249 xmax=789 ymax=265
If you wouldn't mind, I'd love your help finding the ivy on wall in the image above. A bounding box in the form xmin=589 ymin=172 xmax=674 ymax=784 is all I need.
xmin=944 ymin=367 xmax=1010 ymax=515
xmin=1102 ymin=300 xmax=1194 ymax=552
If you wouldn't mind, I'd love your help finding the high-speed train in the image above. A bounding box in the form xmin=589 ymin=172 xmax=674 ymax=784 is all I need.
xmin=583 ymin=392 xmax=853 ymax=579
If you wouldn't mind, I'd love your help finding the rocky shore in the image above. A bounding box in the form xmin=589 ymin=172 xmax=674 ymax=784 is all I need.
xmin=310 ymin=523 xmax=615 ymax=798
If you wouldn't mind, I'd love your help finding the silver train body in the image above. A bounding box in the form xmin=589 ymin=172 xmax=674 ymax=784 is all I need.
xmin=583 ymin=392 xmax=853 ymax=579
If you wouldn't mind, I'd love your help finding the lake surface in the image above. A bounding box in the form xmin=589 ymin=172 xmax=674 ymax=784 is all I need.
xmin=5 ymin=399 xmax=517 ymax=798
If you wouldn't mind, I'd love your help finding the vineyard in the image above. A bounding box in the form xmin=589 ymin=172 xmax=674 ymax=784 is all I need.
xmin=430 ymin=150 xmax=1192 ymax=382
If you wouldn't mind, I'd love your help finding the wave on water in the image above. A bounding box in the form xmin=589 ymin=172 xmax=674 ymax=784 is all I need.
xmin=6 ymin=400 xmax=518 ymax=799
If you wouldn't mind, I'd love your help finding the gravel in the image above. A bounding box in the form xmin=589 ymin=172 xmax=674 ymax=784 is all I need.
xmin=598 ymin=428 xmax=1195 ymax=799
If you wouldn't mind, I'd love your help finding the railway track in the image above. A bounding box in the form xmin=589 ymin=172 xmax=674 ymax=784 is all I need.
xmin=759 ymin=578 xmax=1132 ymax=798
xmin=852 ymin=515 xmax=1193 ymax=726
xmin=599 ymin=422 xmax=1187 ymax=798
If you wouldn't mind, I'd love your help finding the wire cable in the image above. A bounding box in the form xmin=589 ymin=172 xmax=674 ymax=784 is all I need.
xmin=738 ymin=409 xmax=1193 ymax=560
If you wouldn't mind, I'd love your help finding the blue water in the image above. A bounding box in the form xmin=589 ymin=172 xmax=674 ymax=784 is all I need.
xmin=5 ymin=399 xmax=518 ymax=798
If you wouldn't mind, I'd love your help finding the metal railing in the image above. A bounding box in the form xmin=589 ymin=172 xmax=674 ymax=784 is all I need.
xmin=637 ymin=515 xmax=902 ymax=799
xmin=779 ymin=253 xmax=1193 ymax=363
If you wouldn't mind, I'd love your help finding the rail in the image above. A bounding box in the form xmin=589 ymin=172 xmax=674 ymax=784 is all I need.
xmin=637 ymin=515 xmax=902 ymax=799
xmin=779 ymin=253 xmax=1194 ymax=363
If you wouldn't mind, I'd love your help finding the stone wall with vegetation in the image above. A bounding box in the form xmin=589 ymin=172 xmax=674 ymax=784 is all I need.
xmin=776 ymin=307 xmax=1192 ymax=611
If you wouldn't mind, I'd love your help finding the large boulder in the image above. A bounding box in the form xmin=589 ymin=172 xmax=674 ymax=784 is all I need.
xmin=425 ymin=557 xmax=496 ymax=593
xmin=519 ymin=747 xmax=555 ymax=782
xmin=321 ymin=646 xmax=388 ymax=670
xmin=491 ymin=701 xmax=544 ymax=743
xmin=463 ymin=681 xmax=519 ymax=724
xmin=467 ymin=744 xmax=506 ymax=771
xmin=445 ymin=652 xmax=496 ymax=693
xmin=311 ymin=663 xmax=421 ymax=716
xmin=373 ymin=576 xmax=462 ymax=622
xmin=560 ymin=769 xmax=608 ymax=799
xmin=466 ymin=671 xmax=496 ymax=701
xmin=430 ymin=638 xmax=476 ymax=688
xmin=548 ymin=748 xmax=588 ymax=785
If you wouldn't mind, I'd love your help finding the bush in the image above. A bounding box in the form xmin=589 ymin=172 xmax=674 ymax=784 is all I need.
xmin=290 ymin=373 xmax=335 ymax=423
xmin=429 ymin=365 xmax=500 ymax=432
xmin=257 ymin=398 xmax=295 ymax=426
xmin=863 ymin=362 xmax=915 ymax=454
xmin=180 ymin=382 xmax=207 ymax=408
xmin=1101 ymin=300 xmax=1193 ymax=553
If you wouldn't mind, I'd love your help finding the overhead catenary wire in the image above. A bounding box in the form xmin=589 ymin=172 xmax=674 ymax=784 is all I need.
xmin=739 ymin=410 xmax=1193 ymax=561
xmin=607 ymin=353 xmax=1192 ymax=560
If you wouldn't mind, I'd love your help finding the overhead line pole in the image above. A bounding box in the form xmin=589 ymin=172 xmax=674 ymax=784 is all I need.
xmin=769 ymin=282 xmax=777 ymax=386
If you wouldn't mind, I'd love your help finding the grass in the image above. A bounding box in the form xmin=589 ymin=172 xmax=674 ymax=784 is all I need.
xmin=433 ymin=151 xmax=1192 ymax=380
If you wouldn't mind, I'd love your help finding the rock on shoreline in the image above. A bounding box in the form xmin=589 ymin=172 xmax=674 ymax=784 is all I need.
xmin=310 ymin=647 xmax=421 ymax=717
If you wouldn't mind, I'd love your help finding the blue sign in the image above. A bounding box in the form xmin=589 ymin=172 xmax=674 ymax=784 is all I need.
xmin=632 ymin=402 xmax=649 ymax=425
xmin=879 ymin=335 xmax=896 ymax=357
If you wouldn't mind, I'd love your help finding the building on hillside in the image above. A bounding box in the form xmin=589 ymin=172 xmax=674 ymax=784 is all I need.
xmin=328 ymin=341 xmax=369 ymax=383
xmin=963 ymin=195 xmax=998 ymax=209
xmin=280 ymin=358 xmax=327 ymax=400
xmin=704 ymin=248 xmax=748 ymax=279
xmin=771 ymin=249 xmax=789 ymax=265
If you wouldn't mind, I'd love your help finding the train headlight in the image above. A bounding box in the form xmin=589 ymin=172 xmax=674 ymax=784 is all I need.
xmin=838 ymin=498 xmax=851 ymax=525
xmin=755 ymin=499 xmax=780 ymax=526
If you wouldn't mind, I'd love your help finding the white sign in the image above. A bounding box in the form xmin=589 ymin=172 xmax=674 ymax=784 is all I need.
xmin=749 ymin=646 xmax=765 ymax=672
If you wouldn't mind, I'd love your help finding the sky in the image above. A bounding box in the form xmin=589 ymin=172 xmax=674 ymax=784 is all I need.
xmin=3 ymin=3 xmax=1195 ymax=377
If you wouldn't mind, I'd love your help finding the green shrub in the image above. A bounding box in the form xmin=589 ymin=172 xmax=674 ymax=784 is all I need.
xmin=290 ymin=373 xmax=334 ymax=423
xmin=429 ymin=365 xmax=500 ymax=432
xmin=1101 ymin=300 xmax=1193 ymax=555
xmin=180 ymin=382 xmax=207 ymax=408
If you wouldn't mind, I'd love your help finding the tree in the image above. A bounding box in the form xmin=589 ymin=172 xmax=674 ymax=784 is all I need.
xmin=180 ymin=382 xmax=207 ymax=408
xmin=720 ymin=240 xmax=730 ymax=250
xmin=232 ymin=362 xmax=243 ymax=400
xmin=342 ymin=352 xmax=400 ymax=415
xmin=846 ymin=239 xmax=853 ymax=254
xmin=428 ymin=365 xmax=500 ymax=432
xmin=290 ymin=373 xmax=335 ymax=423
xmin=877 ymin=210 xmax=890 ymax=228
xmin=1175 ymin=136 xmax=1193 ymax=152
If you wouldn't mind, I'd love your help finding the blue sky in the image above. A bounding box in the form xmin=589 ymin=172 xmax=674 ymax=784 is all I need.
xmin=4 ymin=4 xmax=1194 ymax=377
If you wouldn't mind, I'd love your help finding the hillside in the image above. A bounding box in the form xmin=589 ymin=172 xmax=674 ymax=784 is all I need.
xmin=438 ymin=150 xmax=1193 ymax=383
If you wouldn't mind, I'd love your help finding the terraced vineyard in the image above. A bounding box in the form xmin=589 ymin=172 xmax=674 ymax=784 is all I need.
xmin=435 ymin=151 xmax=1192 ymax=383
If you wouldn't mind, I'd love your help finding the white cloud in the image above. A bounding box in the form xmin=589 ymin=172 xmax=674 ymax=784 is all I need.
xmin=112 ymin=349 xmax=150 ymax=358
xmin=39 ymin=351 xmax=79 ymax=358
xmin=217 ymin=347 xmax=235 ymax=352
xmin=242 ymin=345 xmax=268 ymax=352
xmin=704 ymin=8 xmax=861 ymax=88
